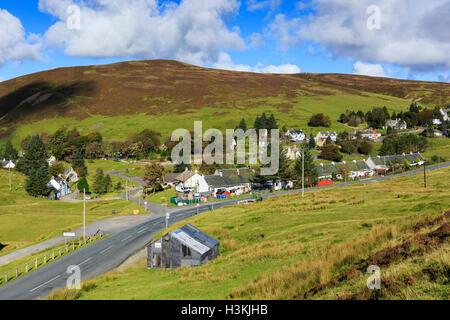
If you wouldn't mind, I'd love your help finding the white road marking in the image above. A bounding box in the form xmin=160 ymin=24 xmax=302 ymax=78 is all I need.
xmin=30 ymin=275 xmax=61 ymax=292
xmin=78 ymin=257 xmax=92 ymax=266
xmin=99 ymin=245 xmax=114 ymax=255
xmin=121 ymin=235 xmax=133 ymax=242
xmin=137 ymin=228 xmax=148 ymax=234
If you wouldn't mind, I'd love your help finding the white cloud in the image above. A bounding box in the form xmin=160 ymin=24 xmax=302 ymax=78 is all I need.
xmin=213 ymin=52 xmax=300 ymax=74
xmin=247 ymin=0 xmax=282 ymax=13
xmin=265 ymin=14 xmax=302 ymax=51
xmin=270 ymin=0 xmax=450 ymax=73
xmin=254 ymin=63 xmax=300 ymax=74
xmin=39 ymin=0 xmax=245 ymax=67
xmin=248 ymin=32 xmax=265 ymax=48
xmin=353 ymin=61 xmax=386 ymax=77
xmin=0 ymin=9 xmax=42 ymax=66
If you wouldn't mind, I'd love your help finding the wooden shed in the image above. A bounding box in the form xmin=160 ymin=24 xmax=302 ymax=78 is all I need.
xmin=147 ymin=224 xmax=220 ymax=269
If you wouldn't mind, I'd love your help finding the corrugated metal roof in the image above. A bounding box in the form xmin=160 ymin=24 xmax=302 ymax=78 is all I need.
xmin=170 ymin=224 xmax=219 ymax=255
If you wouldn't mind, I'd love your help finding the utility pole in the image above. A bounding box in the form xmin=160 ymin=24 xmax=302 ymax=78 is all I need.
xmin=83 ymin=188 xmax=86 ymax=241
xmin=424 ymin=161 xmax=427 ymax=188
xmin=161 ymin=197 xmax=168 ymax=229
xmin=301 ymin=147 xmax=305 ymax=198
xmin=8 ymin=165 xmax=12 ymax=192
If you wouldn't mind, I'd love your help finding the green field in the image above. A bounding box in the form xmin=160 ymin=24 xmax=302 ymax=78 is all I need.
xmin=49 ymin=167 xmax=450 ymax=300
xmin=0 ymin=169 xmax=143 ymax=256
xmin=422 ymin=137 xmax=450 ymax=161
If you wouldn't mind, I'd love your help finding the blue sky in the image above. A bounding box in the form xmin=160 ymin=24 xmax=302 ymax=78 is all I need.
xmin=0 ymin=0 xmax=449 ymax=82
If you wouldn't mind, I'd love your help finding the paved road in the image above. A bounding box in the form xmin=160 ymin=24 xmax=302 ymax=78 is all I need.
xmin=0 ymin=214 xmax=153 ymax=268
xmin=0 ymin=162 xmax=448 ymax=300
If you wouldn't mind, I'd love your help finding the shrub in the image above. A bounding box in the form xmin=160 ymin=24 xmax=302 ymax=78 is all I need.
xmin=320 ymin=145 xmax=343 ymax=162
xmin=308 ymin=113 xmax=332 ymax=127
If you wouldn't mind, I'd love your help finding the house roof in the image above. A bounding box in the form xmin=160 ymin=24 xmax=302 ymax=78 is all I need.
xmin=170 ymin=224 xmax=219 ymax=255
xmin=164 ymin=170 xmax=196 ymax=183
xmin=317 ymin=163 xmax=337 ymax=176
xmin=370 ymin=153 xmax=424 ymax=165
xmin=204 ymin=172 xmax=252 ymax=188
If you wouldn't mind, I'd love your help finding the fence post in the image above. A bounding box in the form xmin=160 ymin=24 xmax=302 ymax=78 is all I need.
xmin=59 ymin=248 xmax=62 ymax=257
xmin=73 ymin=242 xmax=75 ymax=251
xmin=25 ymin=263 xmax=28 ymax=273
xmin=79 ymin=240 xmax=82 ymax=247
xmin=35 ymin=258 xmax=38 ymax=269
xmin=52 ymin=251 xmax=55 ymax=260
xmin=4 ymin=273 xmax=7 ymax=283
xmin=44 ymin=255 xmax=47 ymax=265
xmin=15 ymin=268 xmax=18 ymax=278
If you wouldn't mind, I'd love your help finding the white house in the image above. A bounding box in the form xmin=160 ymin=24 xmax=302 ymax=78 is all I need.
xmin=47 ymin=176 xmax=72 ymax=200
xmin=164 ymin=169 xmax=206 ymax=192
xmin=47 ymin=156 xmax=57 ymax=166
xmin=384 ymin=119 xmax=407 ymax=130
xmin=355 ymin=129 xmax=382 ymax=141
xmin=287 ymin=130 xmax=306 ymax=142
xmin=315 ymin=132 xmax=337 ymax=147
xmin=2 ymin=159 xmax=15 ymax=169
xmin=440 ymin=108 xmax=449 ymax=121
xmin=284 ymin=145 xmax=301 ymax=160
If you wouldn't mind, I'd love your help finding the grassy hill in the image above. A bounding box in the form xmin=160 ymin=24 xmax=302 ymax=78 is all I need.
xmin=1 ymin=60 xmax=449 ymax=147
xmin=48 ymin=167 xmax=450 ymax=300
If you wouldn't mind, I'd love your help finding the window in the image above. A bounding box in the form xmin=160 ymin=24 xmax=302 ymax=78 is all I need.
xmin=182 ymin=245 xmax=192 ymax=257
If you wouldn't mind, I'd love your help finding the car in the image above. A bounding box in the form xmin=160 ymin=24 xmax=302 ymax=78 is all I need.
xmin=175 ymin=186 xmax=195 ymax=193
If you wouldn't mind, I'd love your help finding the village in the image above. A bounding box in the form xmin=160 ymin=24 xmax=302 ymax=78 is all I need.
xmin=2 ymin=105 xmax=447 ymax=207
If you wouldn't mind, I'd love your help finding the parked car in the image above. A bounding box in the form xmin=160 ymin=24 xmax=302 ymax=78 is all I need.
xmin=175 ymin=186 xmax=195 ymax=193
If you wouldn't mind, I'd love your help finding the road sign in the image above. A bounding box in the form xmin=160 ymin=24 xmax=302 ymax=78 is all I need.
xmin=197 ymin=203 xmax=200 ymax=207
xmin=144 ymin=201 xmax=148 ymax=205
xmin=63 ymin=232 xmax=76 ymax=237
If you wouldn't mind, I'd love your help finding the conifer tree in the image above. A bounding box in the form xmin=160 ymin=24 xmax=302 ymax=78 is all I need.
xmin=17 ymin=135 xmax=48 ymax=176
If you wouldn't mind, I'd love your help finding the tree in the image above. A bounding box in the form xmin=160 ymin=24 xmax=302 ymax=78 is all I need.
xmin=409 ymin=102 xmax=421 ymax=113
xmin=293 ymin=148 xmax=317 ymax=186
xmin=366 ymin=108 xmax=389 ymax=129
xmin=25 ymin=166 xmax=50 ymax=197
xmin=266 ymin=113 xmax=278 ymax=130
xmin=48 ymin=162 xmax=66 ymax=177
xmin=16 ymin=135 xmax=48 ymax=176
xmin=72 ymin=151 xmax=87 ymax=177
xmin=320 ymin=145 xmax=343 ymax=162
xmin=174 ymin=162 xmax=189 ymax=173
xmin=339 ymin=140 xmax=357 ymax=154
xmin=92 ymin=169 xmax=106 ymax=194
xmin=308 ymin=133 xmax=316 ymax=149
xmin=325 ymin=136 xmax=333 ymax=145
xmin=3 ymin=141 xmax=18 ymax=161
xmin=358 ymin=140 xmax=374 ymax=155
xmin=143 ymin=163 xmax=164 ymax=194
xmin=337 ymin=164 xmax=350 ymax=181
xmin=104 ymin=175 xmax=113 ymax=193
xmin=236 ymin=118 xmax=247 ymax=132
xmin=115 ymin=181 xmax=122 ymax=192
xmin=379 ymin=134 xmax=428 ymax=155
xmin=77 ymin=177 xmax=90 ymax=193
xmin=308 ymin=113 xmax=332 ymax=127
xmin=85 ymin=142 xmax=104 ymax=159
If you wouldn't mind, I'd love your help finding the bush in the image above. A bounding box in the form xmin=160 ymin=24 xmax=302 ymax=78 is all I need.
xmin=308 ymin=113 xmax=332 ymax=127
xmin=320 ymin=145 xmax=343 ymax=162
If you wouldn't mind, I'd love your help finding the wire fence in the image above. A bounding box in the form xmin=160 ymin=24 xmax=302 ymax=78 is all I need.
xmin=0 ymin=232 xmax=104 ymax=286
